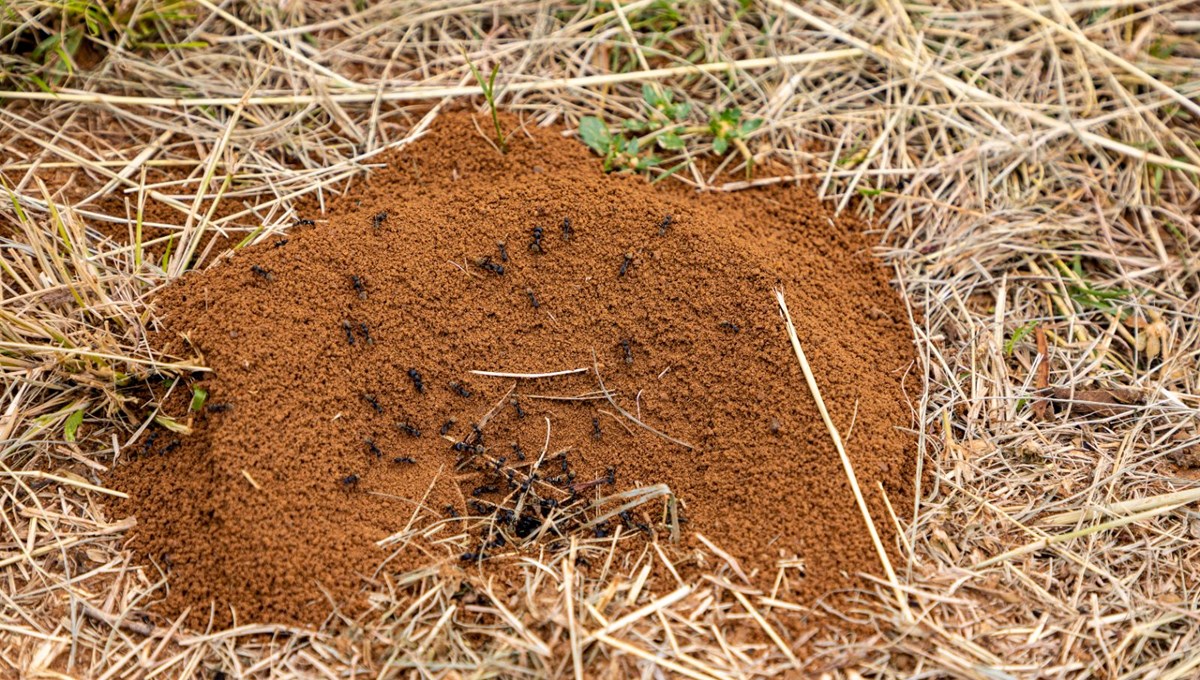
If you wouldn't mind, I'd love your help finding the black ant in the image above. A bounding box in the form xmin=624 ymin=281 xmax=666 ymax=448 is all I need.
xmin=141 ymin=431 xmax=159 ymax=455
xmin=408 ymin=369 xmax=425 ymax=394
xmin=207 ymin=403 xmax=232 ymax=413
xmin=393 ymin=456 xmax=416 ymax=464
xmin=273 ymin=238 xmax=289 ymax=248
xmin=359 ymin=323 xmax=373 ymax=345
xmin=439 ymin=418 xmax=457 ymax=436
xmin=365 ymin=438 xmax=382 ymax=458
xmin=719 ymin=321 xmax=741 ymax=334
xmin=619 ymin=252 xmax=633 ymax=277
xmin=511 ymin=442 xmax=526 ymax=461
xmin=511 ymin=398 xmax=526 ymax=419
xmin=476 ymin=257 xmax=504 ymax=276
xmin=621 ymin=339 xmax=633 ymax=364
xmin=444 ymin=504 xmax=460 ymax=518
xmin=526 ymin=288 xmax=539 ymax=309
xmin=295 ymin=218 xmax=315 ymax=227
xmin=372 ymin=211 xmax=388 ymax=229
xmin=658 ymin=214 xmax=672 ymax=236
xmin=575 ymin=556 xmax=590 ymax=567
xmin=352 ymin=276 xmax=366 ymax=299
xmin=342 ymin=320 xmax=355 ymax=345
xmin=161 ymin=439 xmax=180 ymax=455
xmin=397 ymin=422 xmax=421 ymax=437
xmin=449 ymin=381 xmax=471 ymax=398
xmin=361 ymin=393 xmax=383 ymax=414
xmin=342 ymin=474 xmax=360 ymax=489
xmin=530 ymin=226 xmax=544 ymax=253
xmin=497 ymin=240 xmax=509 ymax=263
xmin=250 ymin=265 xmax=273 ymax=282
xmin=460 ymin=551 xmax=487 ymax=562
xmin=561 ymin=217 xmax=573 ymax=241
xmin=472 ymin=484 xmax=499 ymax=496
xmin=592 ymin=417 xmax=602 ymax=440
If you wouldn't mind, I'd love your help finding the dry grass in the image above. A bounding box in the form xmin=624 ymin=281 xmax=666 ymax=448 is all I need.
xmin=2 ymin=0 xmax=1200 ymax=677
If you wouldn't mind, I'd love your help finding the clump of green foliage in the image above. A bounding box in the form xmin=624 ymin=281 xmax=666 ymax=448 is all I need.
xmin=578 ymin=85 xmax=764 ymax=176
xmin=1 ymin=0 xmax=204 ymax=91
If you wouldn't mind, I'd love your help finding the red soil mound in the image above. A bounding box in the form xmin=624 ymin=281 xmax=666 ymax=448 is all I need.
xmin=112 ymin=113 xmax=917 ymax=626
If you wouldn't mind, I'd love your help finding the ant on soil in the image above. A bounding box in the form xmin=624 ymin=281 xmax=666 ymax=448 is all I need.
xmin=161 ymin=440 xmax=180 ymax=455
xmin=472 ymin=484 xmax=499 ymax=496
xmin=342 ymin=320 xmax=355 ymax=345
xmin=476 ymin=256 xmax=504 ymax=276
xmin=294 ymin=218 xmax=315 ymax=227
xmin=360 ymin=393 xmax=383 ymax=414
xmin=525 ymin=288 xmax=539 ymax=309
xmin=444 ymin=504 xmax=460 ymax=518
xmin=397 ymin=422 xmax=421 ymax=437
xmin=496 ymin=240 xmax=509 ymax=263
xmin=658 ymin=214 xmax=672 ymax=236
xmin=273 ymin=238 xmax=289 ymax=248
xmin=393 ymin=456 xmax=417 ymax=464
xmin=141 ymin=431 xmax=159 ymax=455
xmin=511 ymin=397 xmax=526 ymax=419
xmin=619 ymin=252 xmax=634 ymax=277
xmin=719 ymin=321 xmax=741 ymax=334
xmin=250 ymin=265 xmax=273 ymax=282
xmin=352 ymin=276 xmax=367 ymax=299
xmin=449 ymin=381 xmax=472 ymax=398
xmin=341 ymin=474 xmax=360 ymax=489
xmin=207 ymin=403 xmax=232 ymax=412
xmin=439 ymin=418 xmax=457 ymax=436
xmin=359 ymin=323 xmax=373 ymax=345
xmin=365 ymin=438 xmax=382 ymax=458
xmin=460 ymin=551 xmax=488 ymax=562
xmin=592 ymin=417 xmax=602 ymax=440
xmin=372 ymin=211 xmax=388 ymax=229
xmin=620 ymin=339 xmax=633 ymax=364
xmin=408 ymin=369 xmax=425 ymax=394
xmin=511 ymin=442 xmax=526 ymax=461
xmin=562 ymin=217 xmax=573 ymax=241
xmin=530 ymin=226 xmax=545 ymax=253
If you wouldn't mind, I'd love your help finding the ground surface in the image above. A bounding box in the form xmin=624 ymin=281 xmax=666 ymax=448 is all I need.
xmin=2 ymin=1 xmax=1200 ymax=678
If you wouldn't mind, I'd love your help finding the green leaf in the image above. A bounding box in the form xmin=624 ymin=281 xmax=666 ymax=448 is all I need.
xmin=642 ymin=83 xmax=661 ymax=107
xmin=579 ymin=117 xmax=611 ymax=155
xmin=670 ymin=102 xmax=692 ymax=120
xmin=623 ymin=119 xmax=647 ymax=131
xmin=1005 ymin=321 xmax=1037 ymax=355
xmin=658 ymin=132 xmax=685 ymax=150
xmin=712 ymin=137 xmax=728 ymax=155
xmin=64 ymin=409 xmax=84 ymax=442
xmin=190 ymin=386 xmax=208 ymax=411
xmin=739 ymin=118 xmax=764 ymax=135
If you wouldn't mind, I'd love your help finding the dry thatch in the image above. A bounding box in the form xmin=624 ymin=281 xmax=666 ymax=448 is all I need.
xmin=2 ymin=0 xmax=1199 ymax=677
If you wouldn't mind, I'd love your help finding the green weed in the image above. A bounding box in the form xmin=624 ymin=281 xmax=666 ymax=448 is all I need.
xmin=468 ymin=58 xmax=506 ymax=153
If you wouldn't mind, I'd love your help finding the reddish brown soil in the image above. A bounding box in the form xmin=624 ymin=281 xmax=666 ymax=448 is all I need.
xmin=111 ymin=113 xmax=917 ymax=627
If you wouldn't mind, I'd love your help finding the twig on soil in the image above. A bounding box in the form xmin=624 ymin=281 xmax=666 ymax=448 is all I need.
xmin=774 ymin=288 xmax=912 ymax=623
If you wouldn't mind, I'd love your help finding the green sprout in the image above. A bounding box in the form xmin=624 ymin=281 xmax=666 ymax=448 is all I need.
xmin=467 ymin=58 xmax=506 ymax=153
xmin=64 ymin=409 xmax=84 ymax=442
xmin=190 ymin=386 xmax=208 ymax=411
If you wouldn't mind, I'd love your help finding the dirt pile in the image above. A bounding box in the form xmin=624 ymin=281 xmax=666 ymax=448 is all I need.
xmin=112 ymin=113 xmax=918 ymax=626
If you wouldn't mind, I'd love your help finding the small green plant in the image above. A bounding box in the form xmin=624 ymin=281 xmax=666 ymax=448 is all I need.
xmin=64 ymin=408 xmax=84 ymax=442
xmin=190 ymin=386 xmax=208 ymax=411
xmin=577 ymin=86 xmax=765 ymax=176
xmin=468 ymin=58 xmax=506 ymax=153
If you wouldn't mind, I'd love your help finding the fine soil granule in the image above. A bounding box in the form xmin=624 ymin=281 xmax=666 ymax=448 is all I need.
xmin=112 ymin=113 xmax=918 ymax=627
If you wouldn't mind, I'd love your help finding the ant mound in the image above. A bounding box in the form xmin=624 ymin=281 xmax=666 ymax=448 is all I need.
xmin=113 ymin=112 xmax=918 ymax=627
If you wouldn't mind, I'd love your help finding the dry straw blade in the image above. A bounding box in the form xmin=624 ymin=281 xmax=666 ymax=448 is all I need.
xmin=774 ymin=289 xmax=912 ymax=623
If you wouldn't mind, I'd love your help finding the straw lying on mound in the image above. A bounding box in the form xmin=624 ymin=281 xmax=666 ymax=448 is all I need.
xmin=112 ymin=113 xmax=917 ymax=626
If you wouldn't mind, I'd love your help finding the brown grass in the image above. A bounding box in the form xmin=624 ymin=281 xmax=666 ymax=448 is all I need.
xmin=2 ymin=0 xmax=1199 ymax=677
